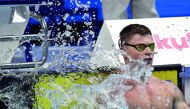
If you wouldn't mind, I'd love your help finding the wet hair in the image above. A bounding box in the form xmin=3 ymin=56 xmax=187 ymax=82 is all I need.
xmin=119 ymin=24 xmax=152 ymax=47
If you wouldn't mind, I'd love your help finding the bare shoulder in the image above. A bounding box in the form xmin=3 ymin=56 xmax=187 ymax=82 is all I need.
xmin=150 ymin=76 xmax=188 ymax=108
xmin=149 ymin=76 xmax=180 ymax=93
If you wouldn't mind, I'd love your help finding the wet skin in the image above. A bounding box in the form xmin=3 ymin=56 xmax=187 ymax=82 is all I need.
xmin=122 ymin=34 xmax=188 ymax=109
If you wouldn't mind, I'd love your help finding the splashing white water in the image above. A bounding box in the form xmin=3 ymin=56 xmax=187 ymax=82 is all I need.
xmin=34 ymin=45 xmax=155 ymax=109
xmin=0 ymin=0 xmax=168 ymax=109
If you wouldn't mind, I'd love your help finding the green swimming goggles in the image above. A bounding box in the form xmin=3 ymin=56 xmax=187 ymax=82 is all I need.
xmin=124 ymin=43 xmax=155 ymax=52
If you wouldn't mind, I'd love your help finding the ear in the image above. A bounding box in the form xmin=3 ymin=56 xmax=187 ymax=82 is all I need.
xmin=120 ymin=47 xmax=125 ymax=53
xmin=120 ymin=44 xmax=127 ymax=51
xmin=120 ymin=47 xmax=127 ymax=57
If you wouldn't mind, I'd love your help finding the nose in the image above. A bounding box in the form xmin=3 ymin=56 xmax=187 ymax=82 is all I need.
xmin=144 ymin=47 xmax=153 ymax=56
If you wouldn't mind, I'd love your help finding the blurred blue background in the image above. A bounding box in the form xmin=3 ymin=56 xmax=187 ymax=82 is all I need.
xmin=156 ymin=0 xmax=190 ymax=17
xmin=128 ymin=0 xmax=190 ymax=18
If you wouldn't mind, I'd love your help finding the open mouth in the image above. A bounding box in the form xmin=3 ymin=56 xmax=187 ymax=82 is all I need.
xmin=143 ymin=58 xmax=152 ymax=65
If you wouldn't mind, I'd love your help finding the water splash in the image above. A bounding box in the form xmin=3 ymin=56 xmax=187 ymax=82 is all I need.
xmin=33 ymin=45 xmax=156 ymax=108
xmin=0 ymin=71 xmax=37 ymax=109
xmin=36 ymin=74 xmax=132 ymax=109
xmin=0 ymin=0 xmax=164 ymax=109
xmin=35 ymin=63 xmax=154 ymax=109
xmin=119 ymin=59 xmax=154 ymax=83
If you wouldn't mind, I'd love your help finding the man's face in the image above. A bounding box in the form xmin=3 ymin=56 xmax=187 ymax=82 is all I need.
xmin=122 ymin=34 xmax=155 ymax=65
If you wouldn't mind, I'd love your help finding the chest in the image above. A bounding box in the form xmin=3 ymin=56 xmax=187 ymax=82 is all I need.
xmin=125 ymin=84 xmax=174 ymax=109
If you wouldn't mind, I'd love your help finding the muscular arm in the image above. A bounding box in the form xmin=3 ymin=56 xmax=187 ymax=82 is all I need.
xmin=172 ymin=86 xmax=188 ymax=109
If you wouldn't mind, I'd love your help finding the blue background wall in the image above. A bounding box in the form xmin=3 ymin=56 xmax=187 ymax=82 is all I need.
xmin=156 ymin=0 xmax=190 ymax=18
